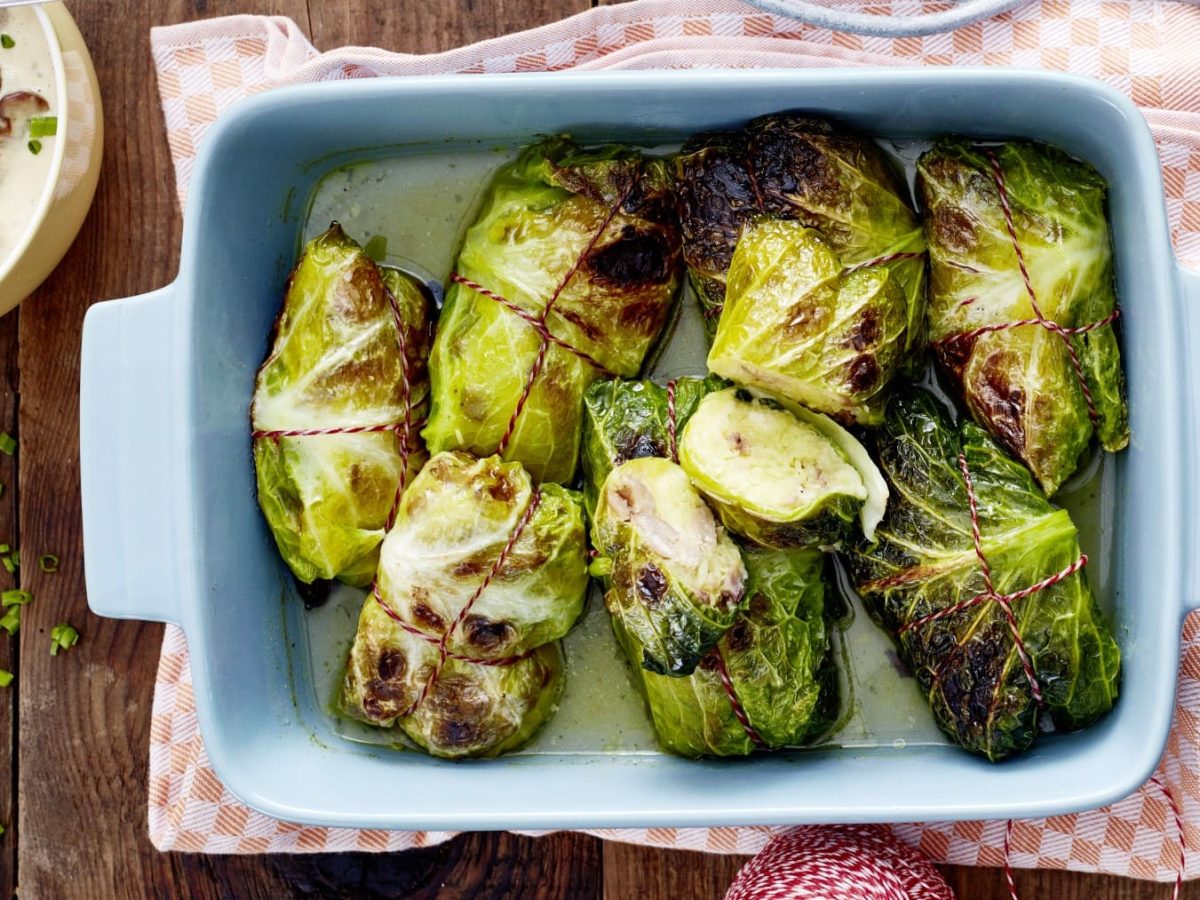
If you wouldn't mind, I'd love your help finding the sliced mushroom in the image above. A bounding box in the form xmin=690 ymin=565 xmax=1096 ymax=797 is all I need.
xmin=0 ymin=91 xmax=49 ymax=138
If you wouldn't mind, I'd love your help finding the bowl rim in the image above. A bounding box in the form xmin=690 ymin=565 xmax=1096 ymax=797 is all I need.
xmin=0 ymin=2 xmax=70 ymax=282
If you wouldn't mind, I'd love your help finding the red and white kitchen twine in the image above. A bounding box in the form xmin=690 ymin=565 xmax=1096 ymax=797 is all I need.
xmin=251 ymin=284 xmax=422 ymax=530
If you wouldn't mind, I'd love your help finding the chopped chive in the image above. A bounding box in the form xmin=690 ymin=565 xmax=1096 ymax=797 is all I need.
xmin=27 ymin=140 xmax=40 ymax=156
xmin=50 ymin=622 xmax=79 ymax=655
xmin=38 ymin=554 xmax=58 ymax=573
xmin=1 ymin=590 xmax=30 ymax=607
xmin=2 ymin=558 xmax=13 ymax=575
xmin=0 ymin=606 xmax=18 ymax=636
xmin=0 ymin=669 xmax=11 ymax=688
xmin=363 ymin=234 xmax=388 ymax=262
xmin=11 ymin=549 xmax=19 ymax=567
xmin=0 ymin=433 xmax=14 ymax=455
xmin=0 ymin=544 xmax=12 ymax=555
xmin=28 ymin=115 xmax=56 ymax=139
xmin=0 ymin=35 xmax=13 ymax=49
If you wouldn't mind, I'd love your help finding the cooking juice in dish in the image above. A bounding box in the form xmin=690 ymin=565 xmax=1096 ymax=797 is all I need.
xmin=0 ymin=7 xmax=58 ymax=268
xmin=292 ymin=140 xmax=1118 ymax=755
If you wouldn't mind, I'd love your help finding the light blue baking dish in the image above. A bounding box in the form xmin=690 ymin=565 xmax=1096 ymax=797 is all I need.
xmin=80 ymin=69 xmax=1200 ymax=831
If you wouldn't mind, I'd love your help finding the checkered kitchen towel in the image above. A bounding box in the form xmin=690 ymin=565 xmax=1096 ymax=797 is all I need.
xmin=148 ymin=0 xmax=1200 ymax=881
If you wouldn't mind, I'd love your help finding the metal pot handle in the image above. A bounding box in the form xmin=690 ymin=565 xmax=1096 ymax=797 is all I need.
xmin=742 ymin=0 xmax=1028 ymax=37
xmin=80 ymin=284 xmax=184 ymax=626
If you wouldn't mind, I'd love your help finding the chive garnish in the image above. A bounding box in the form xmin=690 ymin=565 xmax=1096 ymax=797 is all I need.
xmin=1 ymin=590 xmax=31 ymax=607
xmin=28 ymin=116 xmax=56 ymax=139
xmin=0 ymin=35 xmax=14 ymax=49
xmin=50 ymin=622 xmax=78 ymax=655
xmin=38 ymin=554 xmax=58 ymax=573
xmin=0 ymin=433 xmax=15 ymax=455
xmin=27 ymin=140 xmax=40 ymax=155
xmin=0 ymin=670 xmax=11 ymax=688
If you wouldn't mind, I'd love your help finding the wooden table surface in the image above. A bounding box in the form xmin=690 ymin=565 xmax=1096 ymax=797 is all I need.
xmin=1 ymin=0 xmax=1191 ymax=897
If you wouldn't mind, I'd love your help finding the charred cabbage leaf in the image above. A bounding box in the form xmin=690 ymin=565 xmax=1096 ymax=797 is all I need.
xmin=592 ymin=456 xmax=747 ymax=676
xmin=674 ymin=114 xmax=925 ymax=394
xmin=846 ymin=389 xmax=1121 ymax=761
xmin=678 ymin=388 xmax=868 ymax=549
xmin=707 ymin=220 xmax=910 ymax=425
xmin=252 ymin=223 xmax=430 ymax=587
xmin=423 ymin=136 xmax=683 ymax=484
xmin=341 ymin=451 xmax=587 ymax=757
xmin=342 ymin=616 xmax=565 ymax=759
xmin=917 ymin=140 xmax=1128 ymax=494
xmin=616 ymin=546 xmax=838 ymax=757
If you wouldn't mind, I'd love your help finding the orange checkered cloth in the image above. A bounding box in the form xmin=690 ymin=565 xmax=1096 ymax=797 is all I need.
xmin=149 ymin=0 xmax=1200 ymax=880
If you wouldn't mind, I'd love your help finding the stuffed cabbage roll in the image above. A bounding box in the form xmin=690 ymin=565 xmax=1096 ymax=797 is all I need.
xmin=707 ymin=221 xmax=910 ymax=425
xmin=616 ymin=546 xmax=838 ymax=757
xmin=592 ymin=456 xmax=747 ymax=676
xmin=917 ymin=140 xmax=1128 ymax=494
xmin=342 ymin=617 xmax=565 ymax=759
xmin=678 ymin=387 xmax=874 ymax=549
xmin=674 ymin=113 xmax=925 ymax=424
xmin=252 ymin=223 xmax=431 ymax=587
xmin=341 ymin=450 xmax=588 ymax=757
xmin=846 ymin=389 xmax=1121 ymax=761
xmin=423 ymin=136 xmax=683 ymax=484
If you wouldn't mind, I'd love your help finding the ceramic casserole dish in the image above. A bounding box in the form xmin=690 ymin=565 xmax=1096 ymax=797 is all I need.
xmin=80 ymin=69 xmax=1200 ymax=831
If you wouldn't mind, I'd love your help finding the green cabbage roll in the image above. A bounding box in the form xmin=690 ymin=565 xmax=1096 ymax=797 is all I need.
xmin=678 ymin=387 xmax=871 ymax=549
xmin=707 ymin=221 xmax=911 ymax=425
xmin=917 ymin=140 xmax=1128 ymax=494
xmin=342 ymin=451 xmax=587 ymax=757
xmin=616 ymin=546 xmax=837 ymax=757
xmin=846 ymin=389 xmax=1121 ymax=761
xmin=674 ymin=113 xmax=925 ymax=423
xmin=342 ymin=618 xmax=565 ymax=759
xmin=592 ymin=456 xmax=747 ymax=676
xmin=423 ymin=136 xmax=683 ymax=484
xmin=252 ymin=223 xmax=431 ymax=587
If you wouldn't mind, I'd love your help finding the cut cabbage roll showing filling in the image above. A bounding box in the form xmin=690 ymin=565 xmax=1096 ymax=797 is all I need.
xmin=678 ymin=387 xmax=885 ymax=549
xmin=343 ymin=619 xmax=565 ymax=759
xmin=707 ymin=221 xmax=910 ymax=426
xmin=616 ymin=546 xmax=838 ymax=757
xmin=579 ymin=374 xmax=722 ymax=516
xmin=845 ymin=389 xmax=1121 ymax=762
xmin=252 ymin=223 xmax=431 ymax=587
xmin=917 ymin=139 xmax=1127 ymax=495
xmin=674 ymin=112 xmax=925 ymax=367
xmin=423 ymin=136 xmax=683 ymax=485
xmin=592 ymin=456 xmax=747 ymax=676
xmin=341 ymin=451 xmax=588 ymax=758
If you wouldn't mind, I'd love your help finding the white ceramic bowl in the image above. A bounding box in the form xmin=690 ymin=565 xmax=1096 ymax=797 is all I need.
xmin=0 ymin=2 xmax=103 ymax=315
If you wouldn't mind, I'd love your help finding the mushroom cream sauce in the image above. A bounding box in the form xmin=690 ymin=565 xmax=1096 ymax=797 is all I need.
xmin=0 ymin=7 xmax=57 ymax=268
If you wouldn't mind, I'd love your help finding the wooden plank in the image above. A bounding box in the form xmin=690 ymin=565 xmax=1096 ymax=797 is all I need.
xmin=603 ymin=842 xmax=746 ymax=900
xmin=0 ymin=310 xmax=18 ymax=900
xmin=307 ymin=0 xmax=589 ymax=54
xmin=13 ymin=1 xmax=305 ymax=897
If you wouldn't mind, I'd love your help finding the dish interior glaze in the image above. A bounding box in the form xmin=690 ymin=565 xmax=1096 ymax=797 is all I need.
xmin=297 ymin=142 xmax=1118 ymax=757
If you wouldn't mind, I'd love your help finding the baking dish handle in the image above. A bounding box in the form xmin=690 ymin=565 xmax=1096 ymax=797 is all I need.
xmin=80 ymin=284 xmax=184 ymax=626
xmin=1181 ymin=263 xmax=1200 ymax=615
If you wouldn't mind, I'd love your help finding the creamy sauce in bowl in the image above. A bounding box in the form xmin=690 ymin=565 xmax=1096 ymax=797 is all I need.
xmin=0 ymin=7 xmax=60 ymax=269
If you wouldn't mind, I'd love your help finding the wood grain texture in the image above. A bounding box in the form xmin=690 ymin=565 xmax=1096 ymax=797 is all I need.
xmin=0 ymin=310 xmax=18 ymax=900
xmin=6 ymin=0 xmax=1191 ymax=897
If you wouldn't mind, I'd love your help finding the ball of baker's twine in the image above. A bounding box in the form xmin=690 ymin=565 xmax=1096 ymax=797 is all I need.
xmin=724 ymin=826 xmax=954 ymax=900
